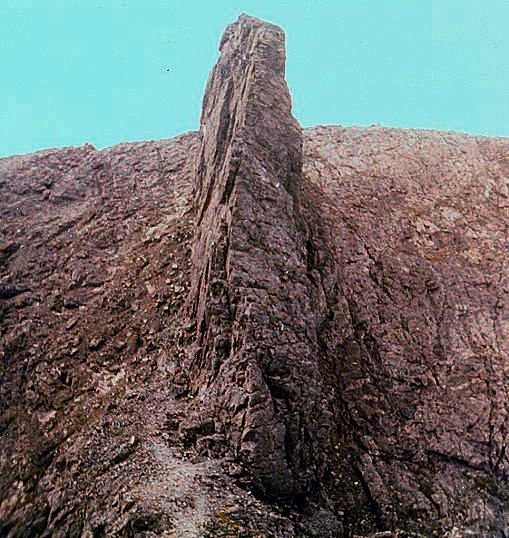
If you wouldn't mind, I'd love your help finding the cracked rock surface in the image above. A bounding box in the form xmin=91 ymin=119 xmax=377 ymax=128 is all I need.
xmin=186 ymin=14 xmax=331 ymax=503
xmin=301 ymin=125 xmax=509 ymax=535
xmin=1 ymin=13 xmax=508 ymax=538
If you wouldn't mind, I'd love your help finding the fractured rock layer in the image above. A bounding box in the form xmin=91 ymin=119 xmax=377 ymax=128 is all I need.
xmin=0 ymin=12 xmax=508 ymax=538
xmin=187 ymin=14 xmax=331 ymax=501
xmin=185 ymin=13 xmax=509 ymax=535
xmin=302 ymin=126 xmax=509 ymax=534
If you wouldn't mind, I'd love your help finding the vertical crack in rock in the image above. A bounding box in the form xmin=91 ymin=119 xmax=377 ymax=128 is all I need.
xmin=186 ymin=14 xmax=331 ymax=500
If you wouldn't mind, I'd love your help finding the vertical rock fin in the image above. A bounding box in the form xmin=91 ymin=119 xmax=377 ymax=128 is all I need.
xmin=186 ymin=14 xmax=331 ymax=500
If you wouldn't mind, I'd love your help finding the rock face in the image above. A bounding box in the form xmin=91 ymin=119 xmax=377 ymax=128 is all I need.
xmin=301 ymin=126 xmax=509 ymax=535
xmin=1 ymin=13 xmax=508 ymax=538
xmin=187 ymin=14 xmax=331 ymax=501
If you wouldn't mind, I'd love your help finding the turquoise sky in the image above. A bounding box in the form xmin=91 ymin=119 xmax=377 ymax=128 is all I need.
xmin=1 ymin=0 xmax=508 ymax=157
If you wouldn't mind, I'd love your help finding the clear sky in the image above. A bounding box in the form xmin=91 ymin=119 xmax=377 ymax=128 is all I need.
xmin=1 ymin=0 xmax=508 ymax=158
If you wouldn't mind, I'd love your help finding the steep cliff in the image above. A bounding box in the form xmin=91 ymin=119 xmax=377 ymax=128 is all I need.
xmin=1 ymin=13 xmax=508 ymax=538
xmin=186 ymin=14 xmax=331 ymax=502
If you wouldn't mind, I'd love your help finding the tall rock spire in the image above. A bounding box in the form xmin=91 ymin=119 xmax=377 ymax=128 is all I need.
xmin=186 ymin=14 xmax=331 ymax=500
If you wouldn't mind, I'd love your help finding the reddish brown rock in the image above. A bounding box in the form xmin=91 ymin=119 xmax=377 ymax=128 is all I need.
xmin=0 ymin=13 xmax=508 ymax=538
xmin=301 ymin=125 xmax=509 ymax=535
xmin=186 ymin=13 xmax=332 ymax=502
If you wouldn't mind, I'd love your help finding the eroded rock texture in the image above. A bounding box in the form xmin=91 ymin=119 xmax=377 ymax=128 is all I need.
xmin=186 ymin=14 xmax=331 ymax=502
xmin=1 ymin=13 xmax=508 ymax=538
xmin=301 ymin=126 xmax=509 ymax=535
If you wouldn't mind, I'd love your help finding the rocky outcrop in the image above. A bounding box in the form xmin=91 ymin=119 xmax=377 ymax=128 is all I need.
xmin=1 ymin=13 xmax=508 ymax=538
xmin=184 ymin=14 xmax=509 ymax=535
xmin=186 ymin=14 xmax=331 ymax=502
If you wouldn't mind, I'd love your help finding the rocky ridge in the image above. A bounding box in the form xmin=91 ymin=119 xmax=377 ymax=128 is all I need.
xmin=186 ymin=14 xmax=331 ymax=502
xmin=1 ymin=13 xmax=508 ymax=538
